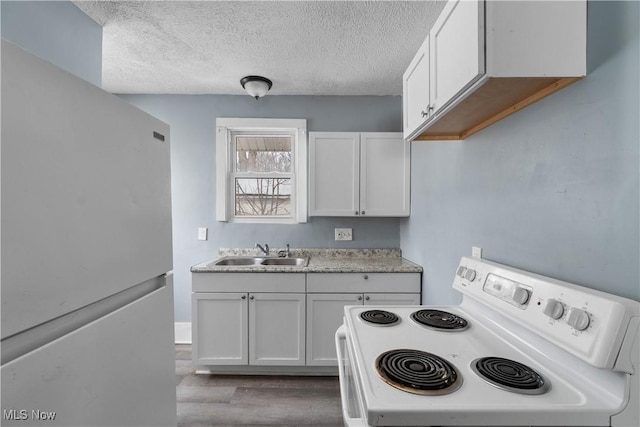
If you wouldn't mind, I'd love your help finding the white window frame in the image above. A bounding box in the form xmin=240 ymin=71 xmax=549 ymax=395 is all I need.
xmin=216 ymin=118 xmax=307 ymax=223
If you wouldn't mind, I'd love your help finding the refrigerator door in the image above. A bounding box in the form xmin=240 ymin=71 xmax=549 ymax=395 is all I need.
xmin=1 ymin=276 xmax=177 ymax=427
xmin=1 ymin=40 xmax=176 ymax=426
xmin=1 ymin=39 xmax=173 ymax=339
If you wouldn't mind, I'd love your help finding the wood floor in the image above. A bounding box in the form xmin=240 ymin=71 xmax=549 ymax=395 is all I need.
xmin=175 ymin=345 xmax=344 ymax=427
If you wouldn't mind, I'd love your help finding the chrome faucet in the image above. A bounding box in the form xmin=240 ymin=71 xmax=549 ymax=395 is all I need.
xmin=277 ymin=243 xmax=291 ymax=258
xmin=256 ymin=243 xmax=269 ymax=256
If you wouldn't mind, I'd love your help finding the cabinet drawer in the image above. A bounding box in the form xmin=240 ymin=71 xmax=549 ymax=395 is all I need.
xmin=306 ymin=273 xmax=420 ymax=293
xmin=365 ymin=293 xmax=421 ymax=305
xmin=192 ymin=273 xmax=305 ymax=293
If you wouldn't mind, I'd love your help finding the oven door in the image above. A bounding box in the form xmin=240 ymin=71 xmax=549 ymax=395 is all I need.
xmin=335 ymin=325 xmax=368 ymax=427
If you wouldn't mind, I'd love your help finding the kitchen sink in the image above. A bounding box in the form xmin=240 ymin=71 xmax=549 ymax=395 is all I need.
xmin=214 ymin=256 xmax=308 ymax=267
xmin=260 ymin=257 xmax=308 ymax=267
xmin=214 ymin=257 xmax=265 ymax=266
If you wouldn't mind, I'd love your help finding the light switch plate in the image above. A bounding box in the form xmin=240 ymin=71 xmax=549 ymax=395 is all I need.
xmin=198 ymin=227 xmax=208 ymax=241
xmin=335 ymin=228 xmax=353 ymax=241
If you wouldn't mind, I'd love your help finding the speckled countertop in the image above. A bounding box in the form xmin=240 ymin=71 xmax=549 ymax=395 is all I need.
xmin=190 ymin=248 xmax=423 ymax=273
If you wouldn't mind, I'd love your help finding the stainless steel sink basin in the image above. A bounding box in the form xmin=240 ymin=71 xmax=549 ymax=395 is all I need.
xmin=214 ymin=256 xmax=265 ymax=266
xmin=260 ymin=257 xmax=308 ymax=267
xmin=213 ymin=256 xmax=308 ymax=267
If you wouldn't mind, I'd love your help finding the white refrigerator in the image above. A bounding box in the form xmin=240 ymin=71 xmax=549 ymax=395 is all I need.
xmin=1 ymin=40 xmax=177 ymax=426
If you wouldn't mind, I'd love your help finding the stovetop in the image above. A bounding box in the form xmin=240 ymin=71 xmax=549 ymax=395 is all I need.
xmin=343 ymin=304 xmax=628 ymax=426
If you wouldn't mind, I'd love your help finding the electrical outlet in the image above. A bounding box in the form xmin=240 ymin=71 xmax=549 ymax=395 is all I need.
xmin=335 ymin=228 xmax=353 ymax=241
xmin=472 ymin=246 xmax=483 ymax=259
xmin=198 ymin=227 xmax=208 ymax=241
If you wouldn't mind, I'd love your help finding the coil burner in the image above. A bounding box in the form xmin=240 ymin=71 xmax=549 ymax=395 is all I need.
xmin=359 ymin=310 xmax=400 ymax=326
xmin=471 ymin=357 xmax=551 ymax=395
xmin=410 ymin=309 xmax=470 ymax=331
xmin=375 ymin=349 xmax=462 ymax=395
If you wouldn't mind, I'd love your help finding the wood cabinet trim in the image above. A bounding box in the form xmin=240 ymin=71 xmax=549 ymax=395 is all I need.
xmin=414 ymin=77 xmax=583 ymax=141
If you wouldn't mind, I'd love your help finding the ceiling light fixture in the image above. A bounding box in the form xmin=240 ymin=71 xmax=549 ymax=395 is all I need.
xmin=240 ymin=75 xmax=273 ymax=100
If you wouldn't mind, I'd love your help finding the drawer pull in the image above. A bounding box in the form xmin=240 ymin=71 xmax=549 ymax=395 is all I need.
xmin=363 ymin=275 xmax=369 ymax=280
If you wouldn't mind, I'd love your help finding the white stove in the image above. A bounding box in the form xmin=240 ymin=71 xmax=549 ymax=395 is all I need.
xmin=335 ymin=257 xmax=640 ymax=426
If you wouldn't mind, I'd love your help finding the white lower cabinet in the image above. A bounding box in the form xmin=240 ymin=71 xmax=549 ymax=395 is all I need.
xmin=192 ymin=271 xmax=421 ymax=370
xmin=192 ymin=273 xmax=306 ymax=367
xmin=193 ymin=292 xmax=248 ymax=365
xmin=306 ymin=273 xmax=421 ymax=366
xmin=306 ymin=292 xmax=421 ymax=366
xmin=306 ymin=293 xmax=360 ymax=366
xmin=249 ymin=293 xmax=305 ymax=366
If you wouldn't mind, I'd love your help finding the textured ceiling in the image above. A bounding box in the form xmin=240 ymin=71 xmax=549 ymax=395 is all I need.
xmin=73 ymin=1 xmax=445 ymax=95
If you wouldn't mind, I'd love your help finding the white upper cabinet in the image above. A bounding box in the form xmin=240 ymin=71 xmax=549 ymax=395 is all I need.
xmin=359 ymin=133 xmax=411 ymax=216
xmin=403 ymin=0 xmax=586 ymax=141
xmin=403 ymin=35 xmax=431 ymax=138
xmin=309 ymin=132 xmax=360 ymax=216
xmin=309 ymin=132 xmax=410 ymax=217
xmin=429 ymin=0 xmax=484 ymax=115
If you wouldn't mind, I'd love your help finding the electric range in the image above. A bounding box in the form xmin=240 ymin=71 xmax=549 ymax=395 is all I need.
xmin=335 ymin=256 xmax=639 ymax=426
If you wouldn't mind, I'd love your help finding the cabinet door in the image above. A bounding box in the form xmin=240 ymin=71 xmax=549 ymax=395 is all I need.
xmin=192 ymin=293 xmax=248 ymax=365
xmin=249 ymin=293 xmax=306 ymax=366
xmin=365 ymin=293 xmax=421 ymax=306
xmin=429 ymin=0 xmax=485 ymax=114
xmin=306 ymin=293 xmax=362 ymax=366
xmin=360 ymin=133 xmax=410 ymax=217
xmin=309 ymin=132 xmax=360 ymax=216
xmin=403 ymin=35 xmax=431 ymax=139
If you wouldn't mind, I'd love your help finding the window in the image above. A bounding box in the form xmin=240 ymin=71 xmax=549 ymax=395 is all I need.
xmin=216 ymin=118 xmax=307 ymax=223
xmin=233 ymin=134 xmax=292 ymax=217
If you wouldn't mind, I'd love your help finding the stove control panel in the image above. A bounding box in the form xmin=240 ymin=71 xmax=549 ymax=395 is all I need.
xmin=453 ymin=256 xmax=640 ymax=370
xmin=483 ymin=273 xmax=531 ymax=309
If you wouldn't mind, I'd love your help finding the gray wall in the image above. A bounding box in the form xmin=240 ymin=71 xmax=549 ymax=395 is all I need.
xmin=1 ymin=1 xmax=102 ymax=86
xmin=401 ymin=1 xmax=640 ymax=304
xmin=120 ymin=94 xmax=404 ymax=322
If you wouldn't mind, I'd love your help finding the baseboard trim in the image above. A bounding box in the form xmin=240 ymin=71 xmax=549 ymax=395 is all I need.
xmin=174 ymin=322 xmax=192 ymax=344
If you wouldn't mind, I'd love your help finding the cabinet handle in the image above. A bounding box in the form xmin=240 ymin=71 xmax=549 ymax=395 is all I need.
xmin=355 ymin=211 xmax=359 ymax=215
xmin=361 ymin=211 xmax=365 ymax=215
xmin=365 ymin=296 xmax=370 ymax=301
xmin=249 ymin=295 xmax=255 ymax=300
xmin=363 ymin=275 xmax=369 ymax=280
xmin=357 ymin=295 xmax=363 ymax=301
xmin=241 ymin=295 xmax=246 ymax=300
xmin=421 ymin=105 xmax=434 ymax=118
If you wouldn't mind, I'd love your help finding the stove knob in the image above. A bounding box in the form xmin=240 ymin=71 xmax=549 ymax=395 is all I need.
xmin=543 ymin=299 xmax=565 ymax=320
xmin=464 ymin=269 xmax=476 ymax=281
xmin=567 ymin=308 xmax=591 ymax=331
xmin=511 ymin=287 xmax=530 ymax=305
xmin=456 ymin=266 xmax=467 ymax=277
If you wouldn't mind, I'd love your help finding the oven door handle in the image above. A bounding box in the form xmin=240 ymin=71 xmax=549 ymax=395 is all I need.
xmin=335 ymin=325 xmax=368 ymax=427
